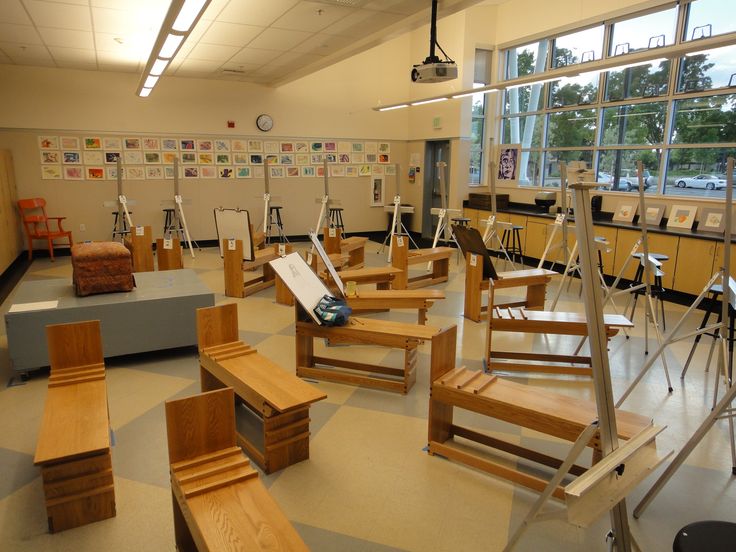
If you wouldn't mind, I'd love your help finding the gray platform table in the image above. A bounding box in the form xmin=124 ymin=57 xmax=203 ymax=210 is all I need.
xmin=4 ymin=269 xmax=214 ymax=373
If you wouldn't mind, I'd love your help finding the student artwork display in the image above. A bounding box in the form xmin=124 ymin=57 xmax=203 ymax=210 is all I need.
xmin=644 ymin=203 xmax=666 ymax=226
xmin=667 ymin=204 xmax=698 ymax=229
xmin=36 ymin=134 xmax=396 ymax=182
xmin=612 ymin=199 xmax=638 ymax=223
xmin=699 ymin=207 xmax=726 ymax=233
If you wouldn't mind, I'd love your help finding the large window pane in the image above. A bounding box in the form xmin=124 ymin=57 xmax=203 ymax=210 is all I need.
xmin=685 ymin=0 xmax=736 ymax=41
xmin=502 ymin=115 xmax=543 ymax=148
xmin=605 ymin=60 xmax=671 ymax=101
xmin=665 ymin=147 xmax=736 ymax=197
xmin=678 ymin=44 xmax=736 ymax=92
xmin=597 ymin=149 xmax=661 ymax=192
xmin=609 ymin=7 xmax=678 ymax=55
xmin=469 ymin=151 xmax=482 ymax=185
xmin=600 ymin=102 xmax=666 ymax=146
xmin=671 ymin=94 xmax=736 ymax=144
xmin=518 ymin=151 xmax=542 ymax=187
xmin=543 ymin=151 xmax=594 ymax=187
xmin=505 ymin=41 xmax=548 ymax=80
xmin=547 ymin=109 xmax=597 ymax=147
xmin=552 ymin=25 xmax=604 ymax=67
xmin=550 ymin=74 xmax=599 ymax=107
xmin=504 ymin=85 xmax=545 ymax=115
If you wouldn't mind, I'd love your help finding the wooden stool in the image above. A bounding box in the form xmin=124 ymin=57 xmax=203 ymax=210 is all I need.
xmin=501 ymin=224 xmax=524 ymax=265
xmin=329 ymin=207 xmax=345 ymax=236
xmin=267 ymin=205 xmax=287 ymax=244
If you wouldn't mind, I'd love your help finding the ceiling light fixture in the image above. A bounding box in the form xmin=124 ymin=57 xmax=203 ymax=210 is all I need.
xmin=411 ymin=97 xmax=448 ymax=106
xmin=135 ymin=0 xmax=211 ymax=98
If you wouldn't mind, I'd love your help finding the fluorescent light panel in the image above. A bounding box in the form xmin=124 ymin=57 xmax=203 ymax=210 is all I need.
xmin=411 ymin=97 xmax=448 ymax=106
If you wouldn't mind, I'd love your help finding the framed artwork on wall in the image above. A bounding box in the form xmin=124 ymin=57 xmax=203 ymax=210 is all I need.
xmin=496 ymin=144 xmax=521 ymax=182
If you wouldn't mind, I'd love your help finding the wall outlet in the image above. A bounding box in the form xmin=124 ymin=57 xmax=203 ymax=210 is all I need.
xmin=79 ymin=223 xmax=86 ymax=231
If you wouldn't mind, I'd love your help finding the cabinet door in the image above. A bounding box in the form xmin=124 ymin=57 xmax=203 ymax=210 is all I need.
xmin=713 ymin=242 xmax=736 ymax=282
xmin=0 ymin=151 xmax=21 ymax=273
xmin=524 ymin=217 xmax=550 ymax=261
xmin=612 ymin=229 xmax=641 ymax=281
xmin=462 ymin=208 xmax=478 ymax=230
xmin=593 ymin=225 xmax=617 ymax=276
xmin=612 ymin=230 xmax=679 ymax=288
xmin=648 ymin=233 xmax=679 ymax=289
xmin=508 ymin=214 xmax=527 ymax=253
xmin=674 ymin=237 xmax=716 ymax=295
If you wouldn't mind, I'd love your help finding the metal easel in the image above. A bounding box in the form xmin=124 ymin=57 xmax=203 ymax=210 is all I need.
xmin=310 ymin=159 xmax=333 ymax=255
xmin=479 ymin=140 xmax=514 ymax=267
xmin=380 ymin=164 xmax=418 ymax=262
xmin=427 ymin=160 xmax=461 ymax=270
xmin=172 ymin=158 xmax=197 ymax=257
xmin=634 ymin=157 xmax=736 ymax=518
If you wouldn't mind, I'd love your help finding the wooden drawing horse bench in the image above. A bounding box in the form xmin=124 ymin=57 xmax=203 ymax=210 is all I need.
xmin=223 ymin=239 xmax=292 ymax=298
xmin=323 ymin=226 xmax=368 ymax=268
xmin=453 ymin=224 xmax=556 ymax=322
xmin=196 ymin=303 xmax=326 ymax=474
xmin=390 ymin=234 xmax=454 ymax=289
xmin=165 ymin=387 xmax=308 ymax=551
xmin=34 ymin=320 xmax=115 ymax=533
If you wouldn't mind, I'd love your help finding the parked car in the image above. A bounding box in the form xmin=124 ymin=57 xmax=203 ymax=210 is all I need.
xmin=619 ymin=169 xmax=654 ymax=191
xmin=674 ymin=174 xmax=726 ymax=190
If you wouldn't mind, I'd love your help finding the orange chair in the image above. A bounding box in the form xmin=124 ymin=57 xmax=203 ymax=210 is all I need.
xmin=17 ymin=198 xmax=73 ymax=261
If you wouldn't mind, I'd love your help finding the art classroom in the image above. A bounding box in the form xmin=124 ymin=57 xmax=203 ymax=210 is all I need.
xmin=2 ymin=0 xmax=736 ymax=550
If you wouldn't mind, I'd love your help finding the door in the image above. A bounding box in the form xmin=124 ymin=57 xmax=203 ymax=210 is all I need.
xmin=422 ymin=140 xmax=451 ymax=239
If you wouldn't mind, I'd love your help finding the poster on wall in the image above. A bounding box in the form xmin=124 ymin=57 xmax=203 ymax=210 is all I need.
xmin=496 ymin=144 xmax=521 ymax=182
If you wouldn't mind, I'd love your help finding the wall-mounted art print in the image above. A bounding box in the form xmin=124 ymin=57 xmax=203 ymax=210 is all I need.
xmin=216 ymin=153 xmax=231 ymax=165
xmin=231 ymin=139 xmax=247 ymax=152
xmin=310 ymin=142 xmax=323 ymax=152
xmin=296 ymin=154 xmax=309 ymax=165
xmin=183 ymin=166 xmax=199 ymax=178
xmin=346 ymin=166 xmax=358 ymax=177
xmin=264 ymin=141 xmax=279 ymax=154
xmin=352 ymin=153 xmax=365 ymax=164
xmin=295 ymin=141 xmax=308 ymax=152
xmin=142 ymin=137 xmax=160 ymax=150
xmin=699 ymin=207 xmax=726 ymax=233
xmin=265 ymin=154 xmax=278 ymax=165
xmin=371 ymin=176 xmax=385 ymax=206
xmin=286 ymin=166 xmax=300 ymax=177
xmin=364 ymin=142 xmax=377 ymax=154
xmin=359 ymin=164 xmax=371 ymax=176
xmin=338 ymin=141 xmax=351 ymax=153
xmin=279 ymin=154 xmax=294 ymax=165
xmin=378 ymin=154 xmax=390 ymax=164
xmin=233 ymin=153 xmax=248 ymax=165
xmin=40 ymin=151 xmax=60 ymax=164
xmin=311 ymin=153 xmax=324 ymax=165
xmin=64 ymin=166 xmax=84 ymax=180
xmin=252 ymin=166 xmax=265 ymax=178
xmin=270 ymin=166 xmax=285 ymax=179
xmin=41 ymin=165 xmax=62 ymax=179
xmin=105 ymin=152 xmax=121 ymax=164
xmin=667 ymin=204 xmax=698 ymax=230
xmin=180 ymin=139 xmax=196 ymax=151
xmin=38 ymin=136 xmax=59 ymax=149
xmin=339 ymin=153 xmax=350 ymax=164
xmin=84 ymin=137 xmax=102 ymax=150
xmin=301 ymin=166 xmax=315 ymax=177
xmin=84 ymin=151 xmax=104 ymax=165
xmin=325 ymin=153 xmax=337 ymax=164
xmin=125 ymin=166 xmax=145 ymax=180
xmin=280 ymin=142 xmax=294 ymax=153
xmin=497 ymin=144 xmax=521 ymax=181
xmin=249 ymin=154 xmax=263 ymax=165
xmin=214 ymin=139 xmax=230 ymax=152
xmin=316 ymin=166 xmax=325 ymax=178
xmin=236 ymin=166 xmax=252 ymax=178
xmin=86 ymin=167 xmax=105 ymax=180
xmin=372 ymin=165 xmax=385 ymax=175
xmin=198 ymin=153 xmax=213 ymax=164
xmin=161 ymin=138 xmax=178 ymax=151
xmin=247 ymin=140 xmax=263 ymax=152
xmin=61 ymin=136 xmax=81 ymax=150
xmin=644 ymin=203 xmax=666 ymax=226
xmin=197 ymin=139 xmax=213 ymax=151
xmin=219 ymin=167 xmax=234 ymax=179
xmin=145 ymin=166 xmax=163 ymax=179
xmin=612 ymin=200 xmax=638 ymax=223
xmin=352 ymin=142 xmax=364 ymax=153
xmin=366 ymin=153 xmax=377 ymax=163
xmin=323 ymin=141 xmax=337 ymax=152
xmin=144 ymin=152 xmax=161 ymax=164
xmin=200 ymin=166 xmax=216 ymax=178
xmin=330 ymin=165 xmax=346 ymax=177
xmin=63 ymin=151 xmax=81 ymax=164
xmin=124 ymin=137 xmax=141 ymax=150
xmin=162 ymin=152 xmax=177 ymax=164
xmin=106 ymin=167 xmax=119 ymax=180
xmin=377 ymin=142 xmax=390 ymax=153
xmin=124 ymin=151 xmax=143 ymax=164
xmin=181 ymin=152 xmax=196 ymax=164
xmin=385 ymin=164 xmax=397 ymax=176
xmin=164 ymin=166 xmax=177 ymax=179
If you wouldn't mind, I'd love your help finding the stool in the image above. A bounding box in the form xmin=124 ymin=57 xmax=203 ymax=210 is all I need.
xmin=681 ymin=284 xmax=735 ymax=380
xmin=501 ymin=225 xmax=524 ymax=265
xmin=673 ymin=520 xmax=736 ymax=552
xmin=629 ymin=252 xmax=669 ymax=330
xmin=267 ymin=206 xmax=289 ymax=244
xmin=162 ymin=208 xmax=185 ymax=241
xmin=329 ymin=207 xmax=346 ymax=236
xmin=111 ymin=211 xmax=132 ymax=241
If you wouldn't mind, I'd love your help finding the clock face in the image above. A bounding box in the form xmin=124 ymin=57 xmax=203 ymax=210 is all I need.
xmin=256 ymin=114 xmax=273 ymax=132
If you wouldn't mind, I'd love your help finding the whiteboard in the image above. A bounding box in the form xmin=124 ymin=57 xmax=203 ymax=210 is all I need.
xmin=214 ymin=208 xmax=254 ymax=260
xmin=270 ymin=253 xmax=331 ymax=325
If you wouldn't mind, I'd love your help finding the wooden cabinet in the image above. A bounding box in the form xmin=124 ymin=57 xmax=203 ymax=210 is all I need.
xmin=462 ymin=208 xmax=479 ymax=230
xmin=0 ymin=150 xmax=22 ymax=273
xmin=593 ymin=225 xmax=618 ymax=276
xmin=612 ymin=229 xmax=679 ymax=289
xmin=713 ymin=242 xmax=736 ymax=282
xmin=524 ymin=216 xmax=550 ymax=261
xmin=674 ymin=237 xmax=717 ymax=295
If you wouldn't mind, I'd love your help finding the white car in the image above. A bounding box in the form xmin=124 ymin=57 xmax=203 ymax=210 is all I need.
xmin=675 ymin=174 xmax=726 ymax=190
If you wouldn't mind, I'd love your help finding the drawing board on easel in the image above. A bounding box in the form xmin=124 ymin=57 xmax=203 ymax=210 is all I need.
xmin=213 ymin=208 xmax=254 ymax=260
xmin=270 ymin=252 xmax=333 ymax=325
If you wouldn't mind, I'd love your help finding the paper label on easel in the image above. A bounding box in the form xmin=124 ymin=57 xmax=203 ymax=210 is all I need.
xmin=307 ymin=252 xmax=313 ymax=265
xmin=328 ymin=227 xmax=336 ymax=237
xmin=278 ymin=243 xmax=286 ymax=256
xmin=630 ymin=242 xmax=640 ymax=256
xmin=397 ymin=236 xmax=404 ymax=247
xmin=555 ymin=213 xmax=564 ymax=225
xmin=470 ymin=253 xmax=477 ymax=267
xmin=163 ymin=238 xmax=173 ymax=250
xmin=135 ymin=225 xmax=144 ymax=236
xmin=227 ymin=239 xmax=236 ymax=251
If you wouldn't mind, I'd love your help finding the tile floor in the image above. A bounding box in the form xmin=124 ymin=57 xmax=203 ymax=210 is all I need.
xmin=0 ymin=240 xmax=734 ymax=551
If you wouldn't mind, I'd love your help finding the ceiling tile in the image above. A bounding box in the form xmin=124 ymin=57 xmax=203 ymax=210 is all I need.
xmin=42 ymin=0 xmax=88 ymax=5
xmin=174 ymin=58 xmax=222 ymax=74
xmin=95 ymin=32 xmax=150 ymax=60
xmin=38 ymin=28 xmax=94 ymax=49
xmin=91 ymin=0 xmax=169 ymax=9
xmin=0 ymin=0 xmax=32 ymax=25
xmin=199 ymin=0 xmax=230 ymax=20
xmin=199 ymin=21 xmax=264 ymax=47
xmin=221 ymin=61 xmax=262 ymax=72
xmin=97 ymin=50 xmax=141 ymax=72
xmin=324 ymin=9 xmax=399 ymax=37
xmin=186 ymin=42 xmax=240 ymax=62
xmin=246 ymin=28 xmax=311 ymax=51
xmin=229 ymin=47 xmax=283 ymax=65
xmin=0 ymin=43 xmax=54 ymax=64
xmin=91 ymin=6 xmax=166 ymax=35
xmin=272 ymin=1 xmax=352 ymax=33
xmin=0 ymin=23 xmax=42 ymax=45
xmin=270 ymin=50 xmax=325 ymax=66
xmin=24 ymin=1 xmax=92 ymax=31
xmin=49 ymin=46 xmax=98 ymax=69
xmin=362 ymin=0 xmax=426 ymax=15
xmin=218 ymin=0 xmax=299 ymax=27
xmin=296 ymin=32 xmax=353 ymax=55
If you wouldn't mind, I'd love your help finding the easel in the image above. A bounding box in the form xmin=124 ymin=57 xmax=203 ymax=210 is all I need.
xmin=427 ymin=160 xmax=461 ymax=270
xmin=169 ymin=158 xmax=197 ymax=257
xmin=259 ymin=160 xmax=287 ymax=244
xmin=615 ymin=162 xmax=674 ymax=407
xmin=634 ymin=157 xmax=736 ymax=518
xmin=310 ymin=159 xmax=339 ymax=255
xmin=479 ymin=140 xmax=514 ymax=267
xmin=110 ymin=158 xmax=134 ymax=241
xmin=381 ymin=164 xmax=417 ymax=262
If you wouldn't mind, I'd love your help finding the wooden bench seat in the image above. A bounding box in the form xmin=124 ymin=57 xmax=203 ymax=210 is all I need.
xmin=323 ymin=227 xmax=368 ymax=268
xmin=223 ymin=240 xmax=292 ymax=298
xmin=295 ymin=303 xmax=456 ymax=394
xmin=197 ymin=304 xmax=326 ymax=473
xmin=486 ymin=284 xmax=634 ymax=376
xmin=428 ymin=366 xmax=652 ymax=500
xmin=391 ymin=235 xmax=454 ymax=289
xmin=322 ymin=265 xmax=402 ymax=290
xmin=346 ymin=288 xmax=445 ymax=324
xmin=166 ymin=388 xmax=308 ymax=551
xmin=33 ymin=320 xmax=115 ymax=533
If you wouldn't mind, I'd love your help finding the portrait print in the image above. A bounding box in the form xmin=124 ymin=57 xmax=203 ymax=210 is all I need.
xmin=497 ymin=145 xmax=520 ymax=181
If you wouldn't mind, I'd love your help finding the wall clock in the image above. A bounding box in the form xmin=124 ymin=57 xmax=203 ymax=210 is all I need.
xmin=256 ymin=114 xmax=273 ymax=132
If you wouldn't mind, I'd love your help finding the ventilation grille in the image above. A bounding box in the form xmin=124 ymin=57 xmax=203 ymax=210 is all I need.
xmin=318 ymin=0 xmax=367 ymax=6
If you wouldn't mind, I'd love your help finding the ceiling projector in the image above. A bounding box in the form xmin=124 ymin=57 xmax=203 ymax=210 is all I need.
xmin=411 ymin=61 xmax=458 ymax=83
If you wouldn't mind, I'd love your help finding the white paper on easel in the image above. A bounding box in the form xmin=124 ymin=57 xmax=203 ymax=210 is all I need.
xmin=9 ymin=300 xmax=58 ymax=313
xmin=269 ymin=253 xmax=332 ymax=324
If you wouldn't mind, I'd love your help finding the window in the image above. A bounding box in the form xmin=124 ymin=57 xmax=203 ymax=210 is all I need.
xmin=605 ymin=60 xmax=671 ymax=101
xmin=609 ymin=7 xmax=678 ymax=55
xmin=502 ymin=115 xmax=543 ymax=147
xmin=552 ymin=26 xmax=604 ymax=67
xmin=600 ymin=102 xmax=667 ymax=146
xmin=597 ymin=149 xmax=661 ymax=192
xmin=671 ymin=94 xmax=736 ymax=144
xmin=665 ymin=146 xmax=736 ymax=197
xmin=684 ymin=0 xmax=736 ymax=41
xmin=678 ymin=44 xmax=736 ymax=92
xmin=505 ymin=41 xmax=548 ymax=80
xmin=547 ymin=109 xmax=597 ymax=148
xmin=549 ymin=74 xmax=599 ymax=107
xmin=469 ymin=49 xmax=492 ymax=186
xmin=543 ymin=151 xmax=594 ymax=187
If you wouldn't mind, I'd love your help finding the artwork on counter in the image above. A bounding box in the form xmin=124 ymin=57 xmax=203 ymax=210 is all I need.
xmin=62 ymin=136 xmax=81 ymax=150
xmin=41 ymin=165 xmax=62 ymax=179
xmin=38 ymin=136 xmax=59 ymax=149
xmin=667 ymin=204 xmax=698 ymax=229
xmin=371 ymin=176 xmax=384 ymax=206
xmin=83 ymin=137 xmax=102 ymax=150
xmin=612 ymin=199 xmax=638 ymax=223
xmin=497 ymin=144 xmax=521 ymax=181
xmin=644 ymin=203 xmax=666 ymax=226
xmin=699 ymin=207 xmax=726 ymax=233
